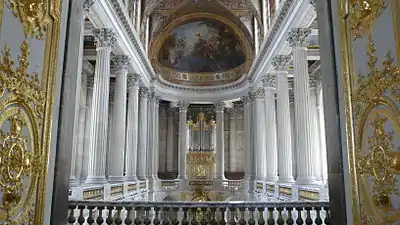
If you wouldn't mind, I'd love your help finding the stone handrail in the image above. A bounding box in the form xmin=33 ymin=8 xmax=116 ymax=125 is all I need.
xmin=67 ymin=200 xmax=331 ymax=224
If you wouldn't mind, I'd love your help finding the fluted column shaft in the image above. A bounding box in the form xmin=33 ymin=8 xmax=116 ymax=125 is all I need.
xmin=253 ymin=89 xmax=266 ymax=180
xmin=215 ymin=102 xmax=226 ymax=180
xmin=137 ymin=88 xmax=148 ymax=180
xmin=153 ymin=98 xmax=160 ymax=179
xmin=146 ymin=92 xmax=155 ymax=179
xmin=85 ymin=28 xmax=116 ymax=184
xmin=125 ymin=74 xmax=140 ymax=181
xmin=273 ymin=55 xmax=294 ymax=183
xmin=317 ymin=88 xmax=328 ymax=184
xmin=242 ymin=96 xmax=254 ymax=193
xmin=263 ymin=76 xmax=278 ymax=182
xmin=229 ymin=111 xmax=236 ymax=172
xmin=310 ymin=86 xmax=322 ymax=182
xmin=81 ymin=71 xmax=94 ymax=182
xmin=166 ymin=108 xmax=175 ymax=173
xmin=108 ymin=55 xmax=130 ymax=183
xmin=177 ymin=102 xmax=188 ymax=180
xmin=287 ymin=28 xmax=316 ymax=184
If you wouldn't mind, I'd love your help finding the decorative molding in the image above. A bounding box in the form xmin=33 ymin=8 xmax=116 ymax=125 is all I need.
xmin=272 ymin=55 xmax=291 ymax=71
xmin=286 ymin=28 xmax=311 ymax=47
xmin=92 ymin=28 xmax=117 ymax=49
xmin=309 ymin=0 xmax=316 ymax=11
xmin=84 ymin=0 xmax=95 ymax=12
xmin=113 ymin=55 xmax=131 ymax=70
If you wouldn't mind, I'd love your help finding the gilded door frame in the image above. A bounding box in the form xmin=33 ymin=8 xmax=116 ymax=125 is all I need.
xmin=338 ymin=0 xmax=400 ymax=224
xmin=0 ymin=0 xmax=62 ymax=224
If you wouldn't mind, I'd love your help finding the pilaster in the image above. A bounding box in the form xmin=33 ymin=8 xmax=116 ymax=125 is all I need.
xmin=177 ymin=101 xmax=189 ymax=181
xmin=214 ymin=102 xmax=226 ymax=181
xmin=137 ymin=87 xmax=149 ymax=180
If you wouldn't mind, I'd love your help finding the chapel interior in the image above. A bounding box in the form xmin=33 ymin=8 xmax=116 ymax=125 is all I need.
xmin=1 ymin=0 xmax=399 ymax=224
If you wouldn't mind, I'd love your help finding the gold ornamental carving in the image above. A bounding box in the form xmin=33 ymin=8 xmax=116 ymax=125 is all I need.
xmin=348 ymin=0 xmax=388 ymax=39
xmin=5 ymin=0 xmax=49 ymax=38
xmin=0 ymin=41 xmax=45 ymax=223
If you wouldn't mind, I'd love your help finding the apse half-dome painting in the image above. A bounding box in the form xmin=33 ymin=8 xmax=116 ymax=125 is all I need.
xmin=158 ymin=19 xmax=246 ymax=73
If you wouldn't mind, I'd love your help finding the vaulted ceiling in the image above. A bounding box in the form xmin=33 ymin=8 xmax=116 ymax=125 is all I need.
xmin=140 ymin=0 xmax=262 ymax=86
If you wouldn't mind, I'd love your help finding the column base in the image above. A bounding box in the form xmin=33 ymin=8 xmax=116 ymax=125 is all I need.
xmin=295 ymin=176 xmax=317 ymax=185
xmin=84 ymin=176 xmax=108 ymax=185
xmin=124 ymin=175 xmax=138 ymax=182
xmin=108 ymin=176 xmax=124 ymax=183
xmin=265 ymin=176 xmax=279 ymax=182
xmin=137 ymin=176 xmax=147 ymax=181
xmin=177 ymin=178 xmax=188 ymax=189
xmin=69 ymin=177 xmax=78 ymax=187
xmin=278 ymin=176 xmax=295 ymax=183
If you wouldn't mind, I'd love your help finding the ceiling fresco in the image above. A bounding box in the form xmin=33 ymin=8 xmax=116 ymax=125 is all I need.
xmin=157 ymin=19 xmax=246 ymax=73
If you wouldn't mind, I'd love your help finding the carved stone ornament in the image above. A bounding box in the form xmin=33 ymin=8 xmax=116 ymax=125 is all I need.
xmin=309 ymin=71 xmax=321 ymax=88
xmin=113 ymin=55 xmax=131 ymax=70
xmin=127 ymin=73 xmax=140 ymax=87
xmin=272 ymin=55 xmax=291 ymax=71
xmin=177 ymin=101 xmax=189 ymax=111
xmin=262 ymin=74 xmax=276 ymax=87
xmin=253 ymin=87 xmax=265 ymax=99
xmin=92 ymin=28 xmax=117 ymax=49
xmin=139 ymin=87 xmax=149 ymax=97
xmin=289 ymin=89 xmax=295 ymax=103
xmin=309 ymin=0 xmax=316 ymax=10
xmin=241 ymin=95 xmax=250 ymax=104
xmin=214 ymin=102 xmax=226 ymax=112
xmin=286 ymin=28 xmax=311 ymax=47
xmin=83 ymin=0 xmax=95 ymax=12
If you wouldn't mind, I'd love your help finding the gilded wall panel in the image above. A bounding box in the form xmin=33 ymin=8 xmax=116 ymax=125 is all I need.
xmin=338 ymin=0 xmax=400 ymax=224
xmin=0 ymin=0 xmax=62 ymax=224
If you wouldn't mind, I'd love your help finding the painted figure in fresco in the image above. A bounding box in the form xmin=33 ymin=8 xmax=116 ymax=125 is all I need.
xmin=158 ymin=20 xmax=246 ymax=73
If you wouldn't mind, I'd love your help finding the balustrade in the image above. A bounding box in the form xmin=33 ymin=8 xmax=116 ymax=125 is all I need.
xmin=67 ymin=201 xmax=330 ymax=225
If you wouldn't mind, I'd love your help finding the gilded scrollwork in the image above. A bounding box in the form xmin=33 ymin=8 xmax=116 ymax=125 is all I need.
xmin=348 ymin=0 xmax=389 ymax=39
xmin=5 ymin=0 xmax=48 ymax=39
xmin=0 ymin=41 xmax=45 ymax=223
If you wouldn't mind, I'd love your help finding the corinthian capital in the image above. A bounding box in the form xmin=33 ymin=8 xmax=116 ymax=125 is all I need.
xmin=286 ymin=28 xmax=311 ymax=47
xmin=93 ymin=28 xmax=117 ymax=49
xmin=127 ymin=73 xmax=140 ymax=88
xmin=113 ymin=55 xmax=131 ymax=71
xmin=83 ymin=0 xmax=95 ymax=12
xmin=139 ymin=87 xmax=148 ymax=97
xmin=214 ymin=102 xmax=226 ymax=112
xmin=178 ymin=101 xmax=189 ymax=111
xmin=253 ymin=88 xmax=265 ymax=99
xmin=309 ymin=71 xmax=321 ymax=88
xmin=262 ymin=74 xmax=276 ymax=88
xmin=272 ymin=55 xmax=291 ymax=71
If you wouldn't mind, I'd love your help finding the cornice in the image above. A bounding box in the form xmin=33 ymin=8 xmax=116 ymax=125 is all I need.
xmin=248 ymin=0 xmax=316 ymax=86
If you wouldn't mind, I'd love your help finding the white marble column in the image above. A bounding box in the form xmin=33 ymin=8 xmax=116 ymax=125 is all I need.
xmin=81 ymin=63 xmax=94 ymax=183
xmin=287 ymin=28 xmax=317 ymax=184
xmin=242 ymin=95 xmax=254 ymax=192
xmin=177 ymin=101 xmax=188 ymax=180
xmin=263 ymin=75 xmax=278 ymax=182
xmin=108 ymin=55 xmax=130 ymax=183
xmin=210 ymin=116 xmax=216 ymax=150
xmin=289 ymin=89 xmax=297 ymax=178
xmin=262 ymin=0 xmax=268 ymax=35
xmin=229 ymin=109 xmax=237 ymax=172
xmin=214 ymin=102 xmax=226 ymax=180
xmin=85 ymin=28 xmax=116 ymax=185
xmin=136 ymin=0 xmax=141 ymax=31
xmin=137 ymin=87 xmax=149 ymax=180
xmin=125 ymin=73 xmax=140 ymax=181
xmin=253 ymin=88 xmax=266 ymax=180
xmin=272 ymin=55 xmax=294 ymax=183
xmin=309 ymin=72 xmax=322 ymax=182
xmin=146 ymin=91 xmax=155 ymax=179
xmin=317 ymin=88 xmax=328 ymax=184
xmin=153 ymin=97 xmax=160 ymax=179
xmin=166 ymin=107 xmax=176 ymax=174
